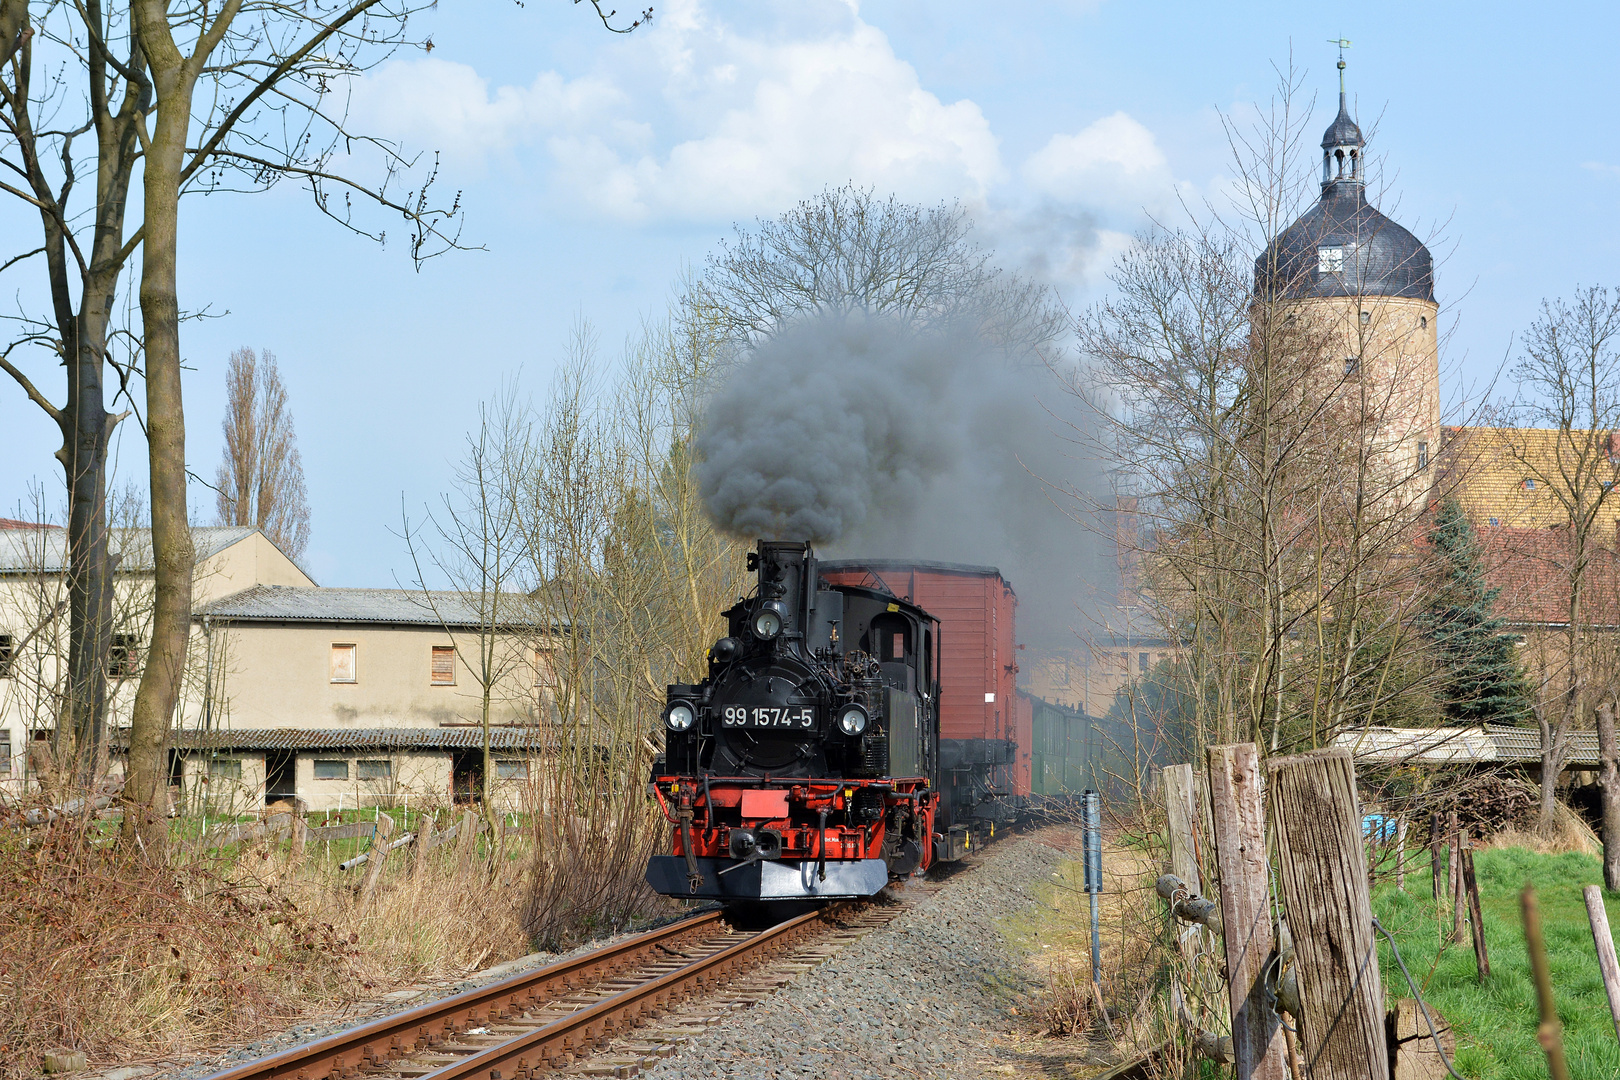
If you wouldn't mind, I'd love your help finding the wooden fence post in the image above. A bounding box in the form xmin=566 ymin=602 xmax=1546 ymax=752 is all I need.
xmin=1395 ymin=815 xmax=1407 ymax=892
xmin=1597 ymin=702 xmax=1620 ymax=892
xmin=1584 ymin=885 xmax=1620 ymax=1045
xmin=1451 ymin=817 xmax=1466 ymax=945
xmin=1164 ymin=764 xmax=1202 ymax=894
xmin=1429 ymin=813 xmax=1443 ymax=902
xmin=456 ymin=809 xmax=481 ymax=875
xmin=361 ymin=811 xmax=396 ymax=899
xmin=1461 ymin=832 xmax=1489 ymax=981
xmin=413 ymin=812 xmax=436 ymax=876
xmin=1522 ymin=885 xmax=1573 ymax=1080
xmin=1451 ymin=809 xmax=1464 ymax=939
xmin=1207 ymin=743 xmax=1287 ymax=1080
xmin=289 ymin=814 xmax=307 ymax=862
xmin=1163 ymin=763 xmax=1206 ymax=978
xmin=1268 ymin=748 xmax=1388 ymax=1080
xmin=1196 ymin=768 xmax=1220 ymax=899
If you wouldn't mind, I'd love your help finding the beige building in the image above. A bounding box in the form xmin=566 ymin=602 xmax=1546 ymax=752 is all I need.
xmin=0 ymin=523 xmax=550 ymax=811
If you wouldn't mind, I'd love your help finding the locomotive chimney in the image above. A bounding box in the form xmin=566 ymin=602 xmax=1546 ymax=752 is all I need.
xmin=754 ymin=540 xmax=817 ymax=639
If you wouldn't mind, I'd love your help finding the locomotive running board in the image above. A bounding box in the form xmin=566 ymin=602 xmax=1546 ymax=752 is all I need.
xmin=646 ymin=856 xmax=888 ymax=900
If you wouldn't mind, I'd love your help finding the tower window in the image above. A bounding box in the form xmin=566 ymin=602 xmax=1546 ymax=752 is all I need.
xmin=1344 ymin=357 xmax=1360 ymax=377
xmin=1359 ymin=310 xmax=1371 ymax=326
xmin=1420 ymin=316 xmax=1428 ymax=330
xmin=1318 ymin=246 xmax=1345 ymax=274
xmin=1418 ymin=442 xmax=1429 ymax=471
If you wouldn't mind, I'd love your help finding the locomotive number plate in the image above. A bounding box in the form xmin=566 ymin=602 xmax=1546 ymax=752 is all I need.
xmin=721 ymin=705 xmax=815 ymax=729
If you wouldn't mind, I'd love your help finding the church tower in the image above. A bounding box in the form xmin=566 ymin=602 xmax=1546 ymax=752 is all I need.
xmin=1256 ymin=63 xmax=1440 ymax=509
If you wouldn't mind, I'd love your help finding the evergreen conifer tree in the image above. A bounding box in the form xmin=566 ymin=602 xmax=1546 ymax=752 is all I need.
xmin=1418 ymin=497 xmax=1533 ymax=725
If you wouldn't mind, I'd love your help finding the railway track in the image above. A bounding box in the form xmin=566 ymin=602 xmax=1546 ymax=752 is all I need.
xmin=202 ymin=900 xmax=911 ymax=1080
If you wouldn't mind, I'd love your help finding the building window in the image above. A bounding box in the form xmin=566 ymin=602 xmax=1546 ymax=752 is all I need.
xmin=0 ymin=634 xmax=12 ymax=678
xmin=314 ymin=759 xmax=348 ymax=780
xmin=1522 ymin=478 xmax=1537 ymax=491
xmin=1359 ymin=310 xmax=1371 ymax=326
xmin=108 ymin=634 xmax=141 ymax=678
xmin=1488 ymin=517 xmax=1500 ymax=527
xmin=1420 ymin=316 xmax=1428 ymax=330
xmin=534 ymin=647 xmax=555 ymax=687
xmin=1317 ymin=246 xmax=1345 ymax=274
xmin=431 ymin=646 xmax=456 ymax=686
xmin=207 ymin=757 xmax=242 ymax=780
xmin=1138 ymin=652 xmax=1150 ymax=673
xmin=1344 ymin=357 xmax=1360 ymax=377
xmin=496 ymin=759 xmax=529 ymax=781
xmin=330 ymin=643 xmax=357 ymax=683
xmin=0 ymin=729 xmax=10 ymax=776
xmin=1418 ymin=442 xmax=1429 ymax=471
xmin=358 ymin=759 xmax=391 ymax=781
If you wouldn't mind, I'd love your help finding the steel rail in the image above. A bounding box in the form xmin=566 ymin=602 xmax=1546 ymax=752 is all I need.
xmin=200 ymin=910 xmax=727 ymax=1080
xmin=418 ymin=906 xmax=830 ymax=1080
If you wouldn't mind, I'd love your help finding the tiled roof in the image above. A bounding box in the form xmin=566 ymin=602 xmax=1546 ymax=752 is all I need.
xmin=0 ymin=526 xmax=256 ymax=573
xmin=197 ymin=584 xmax=561 ymax=629
xmin=1475 ymin=526 xmax=1620 ymax=628
xmin=1440 ymin=426 xmax=1620 ymax=534
xmin=111 ymin=727 xmax=551 ymax=752
xmin=1486 ymin=724 xmax=1599 ymax=766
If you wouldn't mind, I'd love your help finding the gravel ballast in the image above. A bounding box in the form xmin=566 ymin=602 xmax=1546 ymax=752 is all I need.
xmin=641 ymin=835 xmax=1067 ymax=1080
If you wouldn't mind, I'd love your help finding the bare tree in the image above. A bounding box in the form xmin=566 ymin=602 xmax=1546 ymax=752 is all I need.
xmin=214 ymin=346 xmax=311 ymax=562
xmin=697 ymin=183 xmax=1064 ymax=363
xmin=402 ymin=381 xmax=538 ymax=819
xmin=1497 ymin=286 xmax=1620 ymax=831
xmin=113 ymin=0 xmax=647 ymax=852
xmin=1076 ymin=67 xmax=1460 ymax=761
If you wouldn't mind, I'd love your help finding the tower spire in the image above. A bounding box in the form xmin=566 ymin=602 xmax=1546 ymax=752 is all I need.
xmin=1329 ymin=37 xmax=1351 ymax=98
xmin=1321 ymin=39 xmax=1363 ymax=189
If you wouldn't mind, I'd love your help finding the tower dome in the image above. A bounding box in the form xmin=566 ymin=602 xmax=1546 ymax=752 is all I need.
xmin=1255 ymin=88 xmax=1434 ymax=302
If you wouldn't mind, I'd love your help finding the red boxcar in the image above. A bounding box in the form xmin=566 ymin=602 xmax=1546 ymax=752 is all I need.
xmin=819 ymin=560 xmax=1031 ymax=798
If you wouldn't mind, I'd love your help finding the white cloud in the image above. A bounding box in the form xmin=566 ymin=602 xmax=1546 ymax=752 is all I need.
xmin=1021 ymin=112 xmax=1173 ymax=218
xmin=348 ymin=59 xmax=642 ymax=167
xmin=350 ymin=3 xmax=1001 ymax=222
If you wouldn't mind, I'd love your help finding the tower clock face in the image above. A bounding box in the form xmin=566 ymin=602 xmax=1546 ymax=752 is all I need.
xmin=1318 ymin=246 xmax=1346 ymax=274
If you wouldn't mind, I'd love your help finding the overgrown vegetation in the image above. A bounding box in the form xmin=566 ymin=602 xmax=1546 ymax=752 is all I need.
xmin=0 ymin=802 xmax=538 ymax=1079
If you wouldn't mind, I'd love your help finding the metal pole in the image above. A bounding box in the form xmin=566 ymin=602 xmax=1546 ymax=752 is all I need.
xmin=1083 ymin=789 xmax=1102 ymax=985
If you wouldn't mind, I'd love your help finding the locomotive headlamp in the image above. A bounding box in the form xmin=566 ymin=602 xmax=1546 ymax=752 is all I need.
xmin=837 ymin=704 xmax=869 ymax=736
xmin=751 ymin=601 xmax=786 ymax=640
xmin=665 ymin=702 xmax=696 ymax=732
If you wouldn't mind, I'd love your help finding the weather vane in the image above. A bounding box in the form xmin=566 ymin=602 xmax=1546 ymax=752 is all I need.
xmin=1329 ymin=37 xmax=1351 ymax=92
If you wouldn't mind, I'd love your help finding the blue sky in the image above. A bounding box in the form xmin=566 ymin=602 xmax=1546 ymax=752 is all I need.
xmin=3 ymin=0 xmax=1617 ymax=587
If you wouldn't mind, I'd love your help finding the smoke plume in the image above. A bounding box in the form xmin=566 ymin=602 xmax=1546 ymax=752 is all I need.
xmin=696 ymin=310 xmax=1109 ymax=646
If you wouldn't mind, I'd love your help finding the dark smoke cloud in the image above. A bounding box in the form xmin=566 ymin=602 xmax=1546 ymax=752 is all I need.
xmin=696 ymin=311 xmax=1110 ymax=647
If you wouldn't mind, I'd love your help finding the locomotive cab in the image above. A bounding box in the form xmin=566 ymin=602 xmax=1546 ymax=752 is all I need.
xmin=646 ymin=540 xmax=942 ymax=902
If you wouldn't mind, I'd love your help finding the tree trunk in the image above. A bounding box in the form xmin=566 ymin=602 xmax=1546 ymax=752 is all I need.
xmin=1598 ymin=701 xmax=1620 ymax=892
xmin=1538 ymin=709 xmax=1566 ymax=834
xmin=123 ymin=5 xmax=205 ymax=853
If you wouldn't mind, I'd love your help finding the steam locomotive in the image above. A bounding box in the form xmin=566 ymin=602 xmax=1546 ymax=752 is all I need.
xmin=644 ymin=540 xmax=1007 ymax=902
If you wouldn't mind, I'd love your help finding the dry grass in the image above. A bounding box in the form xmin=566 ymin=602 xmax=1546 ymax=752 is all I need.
xmin=0 ymin=802 xmax=544 ymax=1078
xmin=1479 ymin=799 xmax=1600 ymax=856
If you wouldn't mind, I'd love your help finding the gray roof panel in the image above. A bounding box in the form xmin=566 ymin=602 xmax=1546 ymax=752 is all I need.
xmin=0 ymin=526 xmax=256 ymax=574
xmin=112 ymin=726 xmax=550 ymax=752
xmin=197 ymin=584 xmax=556 ymax=629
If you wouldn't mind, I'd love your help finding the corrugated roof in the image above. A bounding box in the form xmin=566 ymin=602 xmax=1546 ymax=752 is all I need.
xmin=0 ymin=526 xmax=256 ymax=573
xmin=197 ymin=584 xmax=560 ymax=629
xmin=1486 ymin=724 xmax=1600 ymax=766
xmin=1333 ymin=724 xmax=1601 ymax=768
xmin=111 ymin=727 xmax=551 ymax=752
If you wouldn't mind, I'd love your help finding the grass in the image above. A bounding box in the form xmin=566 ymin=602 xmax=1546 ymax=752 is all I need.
xmin=1373 ymin=845 xmax=1620 ymax=1079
